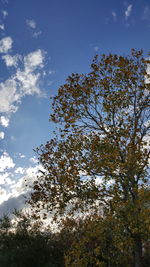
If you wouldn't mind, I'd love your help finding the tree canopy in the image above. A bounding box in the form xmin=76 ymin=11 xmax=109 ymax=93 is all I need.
xmin=29 ymin=50 xmax=150 ymax=267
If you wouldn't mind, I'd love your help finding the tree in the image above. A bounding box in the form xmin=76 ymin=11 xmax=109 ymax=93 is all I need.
xmin=0 ymin=211 xmax=65 ymax=267
xmin=30 ymin=50 xmax=150 ymax=267
xmin=62 ymin=215 xmax=133 ymax=267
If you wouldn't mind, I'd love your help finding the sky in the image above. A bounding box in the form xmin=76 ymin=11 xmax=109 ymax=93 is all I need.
xmin=0 ymin=0 xmax=150 ymax=216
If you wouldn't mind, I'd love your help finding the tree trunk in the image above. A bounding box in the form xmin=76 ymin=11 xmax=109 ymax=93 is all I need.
xmin=134 ymin=237 xmax=143 ymax=267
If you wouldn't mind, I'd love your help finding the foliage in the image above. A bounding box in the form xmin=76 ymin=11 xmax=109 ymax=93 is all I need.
xmin=0 ymin=211 xmax=149 ymax=267
xmin=29 ymin=50 xmax=150 ymax=266
xmin=63 ymin=216 xmax=132 ymax=267
xmin=0 ymin=212 xmax=65 ymax=267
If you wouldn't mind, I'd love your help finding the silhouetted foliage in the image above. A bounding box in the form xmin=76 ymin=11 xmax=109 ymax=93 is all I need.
xmin=0 ymin=212 xmax=65 ymax=267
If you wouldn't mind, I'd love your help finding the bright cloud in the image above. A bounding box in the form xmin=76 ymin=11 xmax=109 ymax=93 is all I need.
xmin=0 ymin=37 xmax=13 ymax=53
xmin=24 ymin=49 xmax=44 ymax=70
xmin=0 ymin=152 xmax=15 ymax=172
xmin=15 ymin=167 xmax=25 ymax=174
xmin=0 ymin=172 xmax=14 ymax=185
xmin=0 ymin=49 xmax=45 ymax=114
xmin=0 ymin=162 xmax=42 ymax=207
xmin=2 ymin=54 xmax=20 ymax=67
xmin=0 ymin=132 xmax=5 ymax=139
xmin=11 ymin=164 xmax=42 ymax=198
xmin=125 ymin=4 xmax=133 ymax=19
xmin=18 ymin=153 xmax=25 ymax=158
xmin=26 ymin=19 xmax=36 ymax=29
xmin=29 ymin=156 xmax=38 ymax=164
xmin=0 ymin=116 xmax=9 ymax=127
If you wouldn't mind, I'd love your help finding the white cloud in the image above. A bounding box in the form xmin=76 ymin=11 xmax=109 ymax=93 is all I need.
xmin=0 ymin=78 xmax=19 ymax=113
xmin=0 ymin=131 xmax=4 ymax=139
xmin=24 ymin=49 xmax=44 ymax=70
xmin=0 ymin=161 xmax=44 ymax=208
xmin=2 ymin=10 xmax=8 ymax=18
xmin=0 ymin=37 xmax=13 ymax=53
xmin=0 ymin=188 xmax=9 ymax=205
xmin=0 ymin=24 xmax=5 ymax=30
xmin=29 ymin=156 xmax=38 ymax=164
xmin=25 ymin=165 xmax=40 ymax=176
xmin=15 ymin=167 xmax=25 ymax=175
xmin=18 ymin=153 xmax=25 ymax=158
xmin=14 ymin=153 xmax=25 ymax=159
xmin=125 ymin=4 xmax=132 ymax=19
xmin=112 ymin=11 xmax=117 ymax=21
xmin=16 ymin=71 xmax=41 ymax=95
xmin=2 ymin=54 xmax=20 ymax=67
xmin=0 ymin=116 xmax=9 ymax=127
xmin=11 ymin=165 xmax=42 ymax=198
xmin=0 ymin=152 xmax=15 ymax=172
xmin=33 ymin=31 xmax=42 ymax=38
xmin=0 ymin=172 xmax=14 ymax=185
xmin=26 ymin=19 xmax=36 ymax=29
xmin=0 ymin=49 xmax=45 ymax=114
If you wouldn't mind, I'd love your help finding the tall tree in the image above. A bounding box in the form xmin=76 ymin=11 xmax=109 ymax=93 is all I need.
xmin=30 ymin=50 xmax=150 ymax=267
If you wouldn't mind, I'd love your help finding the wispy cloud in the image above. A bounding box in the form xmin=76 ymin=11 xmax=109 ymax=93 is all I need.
xmin=0 ymin=37 xmax=13 ymax=53
xmin=2 ymin=10 xmax=8 ymax=18
xmin=142 ymin=6 xmax=150 ymax=21
xmin=0 ymin=24 xmax=5 ymax=30
xmin=26 ymin=19 xmax=42 ymax=38
xmin=33 ymin=31 xmax=42 ymax=38
xmin=26 ymin=19 xmax=36 ymax=29
xmin=112 ymin=11 xmax=117 ymax=21
xmin=125 ymin=4 xmax=132 ymax=19
xmin=0 ymin=131 xmax=5 ymax=139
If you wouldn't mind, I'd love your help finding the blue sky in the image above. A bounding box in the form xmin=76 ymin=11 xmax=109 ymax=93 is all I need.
xmin=0 ymin=0 xmax=150 ymax=215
